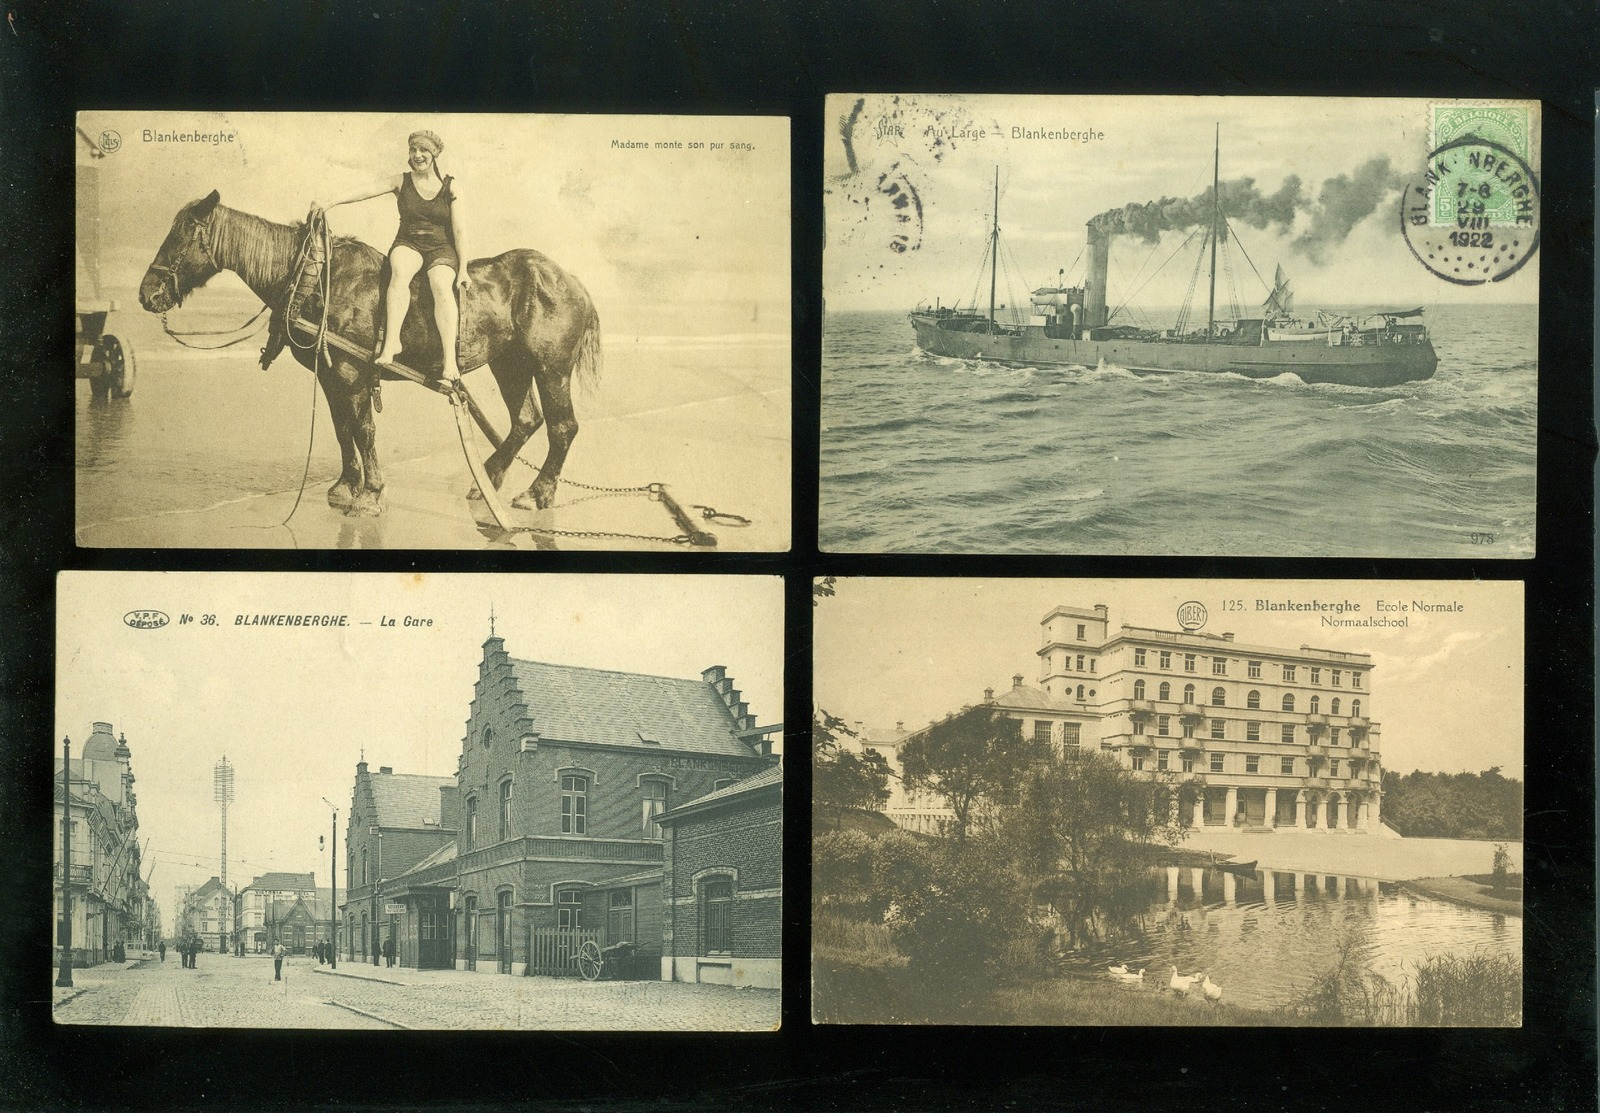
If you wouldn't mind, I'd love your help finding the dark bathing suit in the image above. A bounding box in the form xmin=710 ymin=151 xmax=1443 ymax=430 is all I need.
xmin=392 ymin=172 xmax=459 ymax=272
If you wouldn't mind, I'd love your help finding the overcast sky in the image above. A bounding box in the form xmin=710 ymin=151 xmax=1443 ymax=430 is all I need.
xmin=814 ymin=578 xmax=1522 ymax=777
xmin=58 ymin=572 xmax=784 ymax=920
xmin=78 ymin=111 xmax=789 ymax=337
xmin=824 ymin=94 xmax=1540 ymax=313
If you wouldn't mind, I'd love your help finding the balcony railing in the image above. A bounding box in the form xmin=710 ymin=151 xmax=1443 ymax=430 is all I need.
xmin=1305 ymin=712 xmax=1328 ymax=727
xmin=1179 ymin=738 xmax=1204 ymax=755
xmin=1303 ymin=776 xmax=1331 ymax=791
xmin=1178 ymin=704 xmax=1204 ymax=719
xmin=1129 ymin=699 xmax=1156 ymax=717
xmin=1130 ymin=734 xmax=1152 ymax=749
xmin=1348 ymin=716 xmax=1370 ymax=730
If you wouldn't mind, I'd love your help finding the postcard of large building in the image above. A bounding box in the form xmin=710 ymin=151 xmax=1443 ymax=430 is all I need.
xmin=813 ymin=577 xmax=1523 ymax=1026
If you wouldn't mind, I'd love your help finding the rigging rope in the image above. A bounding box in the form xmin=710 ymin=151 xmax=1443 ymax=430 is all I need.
xmin=1109 ymin=228 xmax=1200 ymax=328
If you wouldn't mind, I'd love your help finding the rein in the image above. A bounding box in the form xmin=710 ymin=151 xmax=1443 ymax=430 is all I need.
xmin=155 ymin=215 xmax=273 ymax=349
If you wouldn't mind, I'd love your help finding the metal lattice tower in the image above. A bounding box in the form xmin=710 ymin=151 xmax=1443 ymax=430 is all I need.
xmin=213 ymin=756 xmax=235 ymax=891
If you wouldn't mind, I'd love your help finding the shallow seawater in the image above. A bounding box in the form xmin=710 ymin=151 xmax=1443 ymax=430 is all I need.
xmin=820 ymin=305 xmax=1536 ymax=556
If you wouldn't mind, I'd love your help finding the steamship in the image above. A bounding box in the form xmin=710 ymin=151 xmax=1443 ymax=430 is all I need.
xmin=910 ymin=145 xmax=1439 ymax=388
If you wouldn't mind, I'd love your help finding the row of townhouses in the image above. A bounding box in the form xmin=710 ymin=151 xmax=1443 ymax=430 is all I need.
xmin=52 ymin=723 xmax=157 ymax=965
xmin=340 ymin=633 xmax=783 ymax=987
xmin=863 ymin=603 xmax=1385 ymax=836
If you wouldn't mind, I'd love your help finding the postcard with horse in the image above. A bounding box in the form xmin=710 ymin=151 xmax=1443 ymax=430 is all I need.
xmin=75 ymin=113 xmax=790 ymax=551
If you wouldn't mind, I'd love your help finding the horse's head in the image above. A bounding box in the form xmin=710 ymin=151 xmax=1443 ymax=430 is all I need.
xmin=139 ymin=190 xmax=224 ymax=314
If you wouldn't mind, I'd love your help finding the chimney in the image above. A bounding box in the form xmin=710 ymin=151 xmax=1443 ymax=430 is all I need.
xmin=983 ymin=688 xmax=994 ymax=701
xmin=1093 ymin=604 xmax=1108 ymax=618
xmin=356 ymin=760 xmax=369 ymax=776
xmin=895 ymin=721 xmax=905 ymax=733
xmin=1012 ymin=673 xmax=1024 ymax=688
xmin=379 ymin=766 xmax=393 ymax=775
xmin=1222 ymin=632 xmax=1235 ymax=642
xmin=1084 ymin=225 xmax=1110 ymax=330
xmin=700 ymin=665 xmax=727 ymax=686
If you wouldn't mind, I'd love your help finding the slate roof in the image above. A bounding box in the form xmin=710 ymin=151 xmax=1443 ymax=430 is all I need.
xmin=393 ymin=840 xmax=457 ymax=881
xmin=368 ymin=771 xmax=454 ymax=829
xmin=658 ymin=764 xmax=781 ymax=821
xmin=243 ymin=872 xmax=315 ymax=893
xmin=508 ymin=658 xmax=757 ymax=758
xmin=990 ymin=682 xmax=1063 ymax=709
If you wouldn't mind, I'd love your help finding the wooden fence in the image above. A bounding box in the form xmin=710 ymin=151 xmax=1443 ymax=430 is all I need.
xmin=527 ymin=927 xmax=604 ymax=977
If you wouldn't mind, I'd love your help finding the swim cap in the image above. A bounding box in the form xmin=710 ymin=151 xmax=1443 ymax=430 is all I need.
xmin=408 ymin=130 xmax=444 ymax=157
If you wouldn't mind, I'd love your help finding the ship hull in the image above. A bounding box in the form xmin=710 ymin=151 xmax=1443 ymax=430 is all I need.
xmin=911 ymin=316 xmax=1438 ymax=387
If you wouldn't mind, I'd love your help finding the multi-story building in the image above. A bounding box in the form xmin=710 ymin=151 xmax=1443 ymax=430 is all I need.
xmin=236 ymin=872 xmax=319 ymax=953
xmin=342 ymin=631 xmax=782 ymax=982
xmin=52 ymin=722 xmax=149 ymax=966
xmin=895 ymin=604 xmax=1384 ymax=835
xmin=182 ymin=876 xmax=234 ymax=952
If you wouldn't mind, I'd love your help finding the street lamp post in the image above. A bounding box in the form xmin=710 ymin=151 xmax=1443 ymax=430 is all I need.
xmin=56 ymin=736 xmax=73 ymax=988
xmin=320 ymin=797 xmax=338 ymax=970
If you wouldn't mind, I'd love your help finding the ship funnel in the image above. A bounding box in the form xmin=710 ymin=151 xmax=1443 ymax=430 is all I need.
xmin=1085 ymin=225 xmax=1111 ymax=330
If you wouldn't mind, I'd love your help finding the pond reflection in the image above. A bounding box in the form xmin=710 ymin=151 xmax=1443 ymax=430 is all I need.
xmin=1065 ymin=864 xmax=1521 ymax=1013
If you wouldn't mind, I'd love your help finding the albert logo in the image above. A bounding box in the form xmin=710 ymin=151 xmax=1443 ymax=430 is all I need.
xmin=1175 ymin=601 xmax=1208 ymax=632
xmin=123 ymin=610 xmax=169 ymax=630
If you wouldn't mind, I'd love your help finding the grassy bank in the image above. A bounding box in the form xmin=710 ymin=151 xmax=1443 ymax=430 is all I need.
xmin=1404 ymin=876 xmax=1523 ymax=916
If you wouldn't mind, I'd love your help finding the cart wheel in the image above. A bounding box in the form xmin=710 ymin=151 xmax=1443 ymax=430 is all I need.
xmin=576 ymin=940 xmax=603 ymax=981
xmin=104 ymin=335 xmax=135 ymax=399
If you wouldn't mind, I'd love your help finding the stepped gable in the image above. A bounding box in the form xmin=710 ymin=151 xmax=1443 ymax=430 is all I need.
xmin=482 ymin=636 xmax=759 ymax=757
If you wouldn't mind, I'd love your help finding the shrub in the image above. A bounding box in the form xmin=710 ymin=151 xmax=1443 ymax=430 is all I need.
xmin=1490 ymin=843 xmax=1513 ymax=898
xmin=1413 ymin=953 xmax=1522 ymax=1026
xmin=814 ymin=828 xmax=877 ymax=899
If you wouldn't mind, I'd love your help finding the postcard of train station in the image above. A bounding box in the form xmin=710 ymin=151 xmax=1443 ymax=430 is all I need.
xmin=813 ymin=577 xmax=1523 ymax=1026
xmin=75 ymin=112 xmax=790 ymax=551
xmin=820 ymin=95 xmax=1540 ymax=559
xmin=53 ymin=571 xmax=784 ymax=1030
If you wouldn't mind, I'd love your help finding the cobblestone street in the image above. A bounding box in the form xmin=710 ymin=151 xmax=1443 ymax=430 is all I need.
xmin=52 ymin=954 xmax=780 ymax=1030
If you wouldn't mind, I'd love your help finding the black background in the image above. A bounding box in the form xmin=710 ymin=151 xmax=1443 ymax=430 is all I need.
xmin=1 ymin=0 xmax=1595 ymax=1109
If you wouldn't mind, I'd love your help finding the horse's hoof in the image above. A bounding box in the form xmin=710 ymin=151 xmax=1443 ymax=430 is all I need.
xmin=466 ymin=485 xmax=482 ymax=501
xmin=348 ymin=491 xmax=384 ymax=517
xmin=512 ymin=490 xmax=553 ymax=512
xmin=326 ymin=482 xmax=358 ymax=509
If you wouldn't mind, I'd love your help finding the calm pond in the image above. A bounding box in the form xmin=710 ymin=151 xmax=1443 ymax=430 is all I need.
xmin=1070 ymin=864 xmax=1521 ymax=1012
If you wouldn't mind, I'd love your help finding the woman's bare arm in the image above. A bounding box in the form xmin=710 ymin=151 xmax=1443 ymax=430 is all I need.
xmin=316 ymin=175 xmax=403 ymax=210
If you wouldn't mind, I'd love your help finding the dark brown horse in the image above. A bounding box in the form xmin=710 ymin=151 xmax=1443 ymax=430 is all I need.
xmin=139 ymin=190 xmax=600 ymax=515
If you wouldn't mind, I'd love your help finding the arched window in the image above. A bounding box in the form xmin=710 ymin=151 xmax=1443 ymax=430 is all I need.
xmin=1133 ymin=678 xmax=1146 ymax=700
xmin=1352 ymin=699 xmax=1362 ymax=718
xmin=701 ymin=877 xmax=734 ymax=954
xmin=1183 ymin=683 xmax=1195 ymax=704
xmin=1247 ymin=690 xmax=1261 ymax=710
xmin=641 ymin=777 xmax=669 ymax=838
xmin=1158 ymin=682 xmax=1171 ymax=701
xmin=498 ymin=780 xmax=513 ymax=842
xmin=361 ymin=849 xmax=368 ymax=884
xmin=1310 ymin=695 xmax=1320 ymax=714
xmin=1211 ymin=686 xmax=1226 ymax=707
xmin=465 ymin=797 xmax=478 ymax=850
xmin=1281 ymin=693 xmax=1296 ymax=712
xmin=1075 ymin=684 xmax=1085 ymax=701
xmin=482 ymin=726 xmax=493 ymax=751
xmin=1331 ymin=697 xmax=1341 ymax=715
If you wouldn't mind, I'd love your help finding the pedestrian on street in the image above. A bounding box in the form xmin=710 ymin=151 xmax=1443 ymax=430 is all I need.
xmin=273 ymin=941 xmax=286 ymax=982
xmin=158 ymin=941 xmax=166 ymax=963
xmin=383 ymin=935 xmax=396 ymax=968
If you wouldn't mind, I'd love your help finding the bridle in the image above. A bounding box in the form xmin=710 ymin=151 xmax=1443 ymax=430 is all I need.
xmin=154 ymin=211 xmax=272 ymax=348
xmin=148 ymin=211 xmax=219 ymax=310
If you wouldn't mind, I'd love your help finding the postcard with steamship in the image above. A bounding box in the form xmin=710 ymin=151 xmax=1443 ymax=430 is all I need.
xmin=76 ymin=112 xmax=790 ymax=551
xmin=821 ymin=95 xmax=1539 ymax=558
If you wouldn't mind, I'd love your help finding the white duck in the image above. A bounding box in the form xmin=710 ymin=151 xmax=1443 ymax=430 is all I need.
xmin=1169 ymin=965 xmax=1199 ymax=996
xmin=1107 ymin=963 xmax=1131 ymax=975
xmin=1109 ymin=966 xmax=1144 ymax=983
xmin=1200 ymin=973 xmax=1223 ymax=1003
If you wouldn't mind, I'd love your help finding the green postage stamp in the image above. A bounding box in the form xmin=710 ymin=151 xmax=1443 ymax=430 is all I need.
xmin=1428 ymin=103 xmax=1536 ymax=226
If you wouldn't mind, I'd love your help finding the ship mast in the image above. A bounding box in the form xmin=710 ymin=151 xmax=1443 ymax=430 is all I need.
xmin=1206 ymin=123 xmax=1219 ymax=339
xmin=988 ymin=166 xmax=999 ymax=333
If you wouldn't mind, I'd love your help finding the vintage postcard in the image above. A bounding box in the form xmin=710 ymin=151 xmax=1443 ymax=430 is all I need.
xmin=52 ymin=571 xmax=783 ymax=1029
xmin=813 ymin=577 xmax=1523 ymax=1025
xmin=75 ymin=112 xmax=790 ymax=550
xmin=821 ymin=95 xmax=1539 ymax=557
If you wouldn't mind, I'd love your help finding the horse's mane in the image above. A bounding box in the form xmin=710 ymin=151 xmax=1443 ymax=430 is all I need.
xmin=210 ymin=206 xmax=384 ymax=295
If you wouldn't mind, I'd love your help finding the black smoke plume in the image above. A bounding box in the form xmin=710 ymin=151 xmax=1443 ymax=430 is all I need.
xmin=1089 ymin=157 xmax=1402 ymax=264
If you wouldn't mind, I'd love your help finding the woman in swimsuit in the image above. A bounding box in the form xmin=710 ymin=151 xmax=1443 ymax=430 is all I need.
xmin=320 ymin=130 xmax=469 ymax=382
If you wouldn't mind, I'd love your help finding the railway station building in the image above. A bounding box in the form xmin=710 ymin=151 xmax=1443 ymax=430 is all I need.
xmin=343 ymin=632 xmax=782 ymax=981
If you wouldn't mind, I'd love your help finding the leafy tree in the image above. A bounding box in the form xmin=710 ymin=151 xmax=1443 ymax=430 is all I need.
xmin=899 ymin=706 xmax=1044 ymax=841
xmin=813 ymin=709 xmax=893 ymax=827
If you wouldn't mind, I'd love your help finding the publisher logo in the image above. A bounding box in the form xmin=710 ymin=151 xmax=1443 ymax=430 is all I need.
xmin=1176 ymin=601 xmax=1208 ymax=632
xmin=98 ymin=130 xmax=122 ymax=155
xmin=124 ymin=609 xmax=169 ymax=630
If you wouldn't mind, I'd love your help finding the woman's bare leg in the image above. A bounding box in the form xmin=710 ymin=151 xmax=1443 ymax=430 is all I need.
xmin=377 ymin=244 xmax=424 ymax=365
xmin=427 ymin=263 xmax=462 ymax=381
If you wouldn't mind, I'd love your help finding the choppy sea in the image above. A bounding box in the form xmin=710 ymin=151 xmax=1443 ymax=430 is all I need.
xmin=820 ymin=305 xmax=1536 ymax=556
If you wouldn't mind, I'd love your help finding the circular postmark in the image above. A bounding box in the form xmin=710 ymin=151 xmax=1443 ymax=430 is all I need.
xmin=1175 ymin=600 xmax=1208 ymax=632
xmin=97 ymin=129 xmax=122 ymax=155
xmin=1400 ymin=135 xmax=1539 ymax=285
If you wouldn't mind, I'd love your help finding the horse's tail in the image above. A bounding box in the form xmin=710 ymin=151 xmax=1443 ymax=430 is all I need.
xmin=572 ymin=306 xmax=602 ymax=394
